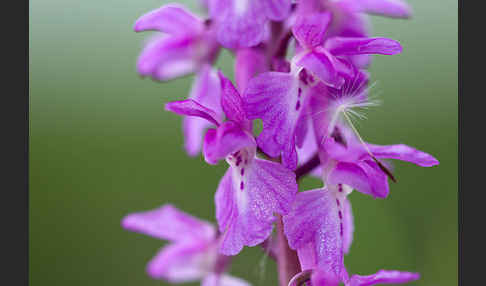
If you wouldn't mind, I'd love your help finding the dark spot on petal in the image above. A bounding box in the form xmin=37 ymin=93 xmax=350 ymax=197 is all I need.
xmin=241 ymin=168 xmax=245 ymax=176
xmin=240 ymin=181 xmax=244 ymax=190
xmin=338 ymin=210 xmax=342 ymax=219
xmin=299 ymin=69 xmax=309 ymax=85
xmin=331 ymin=127 xmax=347 ymax=147
xmin=295 ymin=101 xmax=301 ymax=110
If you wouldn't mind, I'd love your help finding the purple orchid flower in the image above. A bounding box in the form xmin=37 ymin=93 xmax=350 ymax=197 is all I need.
xmin=166 ymin=72 xmax=298 ymax=256
xmin=295 ymin=0 xmax=411 ymax=69
xmin=284 ymin=188 xmax=420 ymax=286
xmin=291 ymin=11 xmax=403 ymax=88
xmin=308 ymin=71 xmax=439 ymax=198
xmin=121 ymin=204 xmax=250 ymax=286
xmin=207 ymin=0 xmax=292 ymax=49
xmin=134 ymin=4 xmax=220 ymax=81
xmin=242 ymin=15 xmax=401 ymax=170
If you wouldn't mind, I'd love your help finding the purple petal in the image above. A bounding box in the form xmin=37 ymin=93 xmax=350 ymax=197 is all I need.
xmin=296 ymin=120 xmax=323 ymax=178
xmin=368 ymin=144 xmax=439 ymax=167
xmin=323 ymin=136 xmax=367 ymax=163
xmin=327 ymin=162 xmax=375 ymax=197
xmin=216 ymin=158 xmax=298 ymax=255
xmin=166 ymin=99 xmax=221 ymax=127
xmin=283 ymin=189 xmax=344 ymax=278
xmin=244 ymin=72 xmax=309 ymax=170
xmin=133 ymin=4 xmax=204 ymax=34
xmin=203 ymin=121 xmax=256 ymax=165
xmin=295 ymin=50 xmax=344 ymax=89
xmin=202 ymin=273 xmax=251 ymax=286
xmin=212 ymin=0 xmax=268 ymax=48
xmin=342 ymin=198 xmax=354 ymax=254
xmin=357 ymin=160 xmax=390 ymax=198
xmin=136 ymin=36 xmax=198 ymax=81
xmin=324 ymin=37 xmax=402 ymax=56
xmin=183 ymin=66 xmax=223 ymax=156
xmin=326 ymin=3 xmax=371 ymax=38
xmin=263 ymin=0 xmax=292 ymax=20
xmin=235 ymin=47 xmax=267 ymax=92
xmin=342 ymin=0 xmax=413 ymax=19
xmin=347 ymin=270 xmax=420 ymax=286
xmin=292 ymin=12 xmax=332 ymax=48
xmin=147 ymin=242 xmax=214 ymax=282
xmin=218 ymin=71 xmax=249 ymax=126
xmin=121 ymin=204 xmax=215 ymax=242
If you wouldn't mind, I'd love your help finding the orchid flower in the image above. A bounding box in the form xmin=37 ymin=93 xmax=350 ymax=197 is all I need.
xmin=309 ymin=70 xmax=439 ymax=198
xmin=243 ymin=17 xmax=401 ymax=170
xmin=121 ymin=204 xmax=250 ymax=286
xmin=284 ymin=188 xmax=420 ymax=286
xmin=166 ymin=72 xmax=298 ymax=255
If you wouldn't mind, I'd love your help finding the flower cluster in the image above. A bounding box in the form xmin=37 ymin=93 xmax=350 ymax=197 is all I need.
xmin=122 ymin=1 xmax=439 ymax=285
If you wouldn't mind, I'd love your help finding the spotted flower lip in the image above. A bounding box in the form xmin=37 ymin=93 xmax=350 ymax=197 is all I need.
xmin=166 ymin=71 xmax=298 ymax=256
xmin=121 ymin=204 xmax=250 ymax=285
xmin=283 ymin=187 xmax=352 ymax=279
xmin=284 ymin=188 xmax=420 ymax=286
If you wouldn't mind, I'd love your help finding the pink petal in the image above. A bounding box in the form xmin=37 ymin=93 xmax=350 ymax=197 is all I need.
xmin=292 ymin=12 xmax=332 ymax=49
xmin=136 ymin=35 xmax=198 ymax=81
xmin=183 ymin=66 xmax=223 ymax=156
xmin=203 ymin=121 xmax=256 ymax=165
xmin=133 ymin=4 xmax=204 ymax=34
xmin=263 ymin=0 xmax=292 ymax=21
xmin=202 ymin=273 xmax=251 ymax=286
xmin=367 ymin=143 xmax=439 ymax=167
xmin=347 ymin=269 xmax=420 ymax=286
xmin=357 ymin=160 xmax=390 ymax=198
xmin=342 ymin=0 xmax=412 ymax=19
xmin=212 ymin=0 xmax=268 ymax=48
xmin=295 ymin=50 xmax=344 ymax=89
xmin=218 ymin=71 xmax=249 ymax=127
xmin=244 ymin=72 xmax=308 ymax=170
xmin=147 ymin=242 xmax=214 ymax=282
xmin=216 ymin=158 xmax=297 ymax=255
xmin=235 ymin=47 xmax=267 ymax=92
xmin=327 ymin=162 xmax=375 ymax=197
xmin=121 ymin=204 xmax=215 ymax=242
xmin=296 ymin=118 xmax=323 ymax=178
xmin=283 ymin=189 xmax=344 ymax=278
xmin=324 ymin=37 xmax=402 ymax=56
xmin=165 ymin=99 xmax=221 ymax=127
xmin=342 ymin=198 xmax=354 ymax=254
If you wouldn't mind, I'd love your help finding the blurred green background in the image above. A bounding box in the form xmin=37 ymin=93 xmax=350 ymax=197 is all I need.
xmin=29 ymin=0 xmax=457 ymax=285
